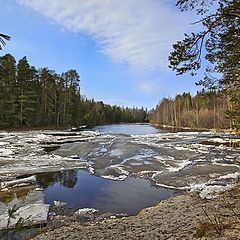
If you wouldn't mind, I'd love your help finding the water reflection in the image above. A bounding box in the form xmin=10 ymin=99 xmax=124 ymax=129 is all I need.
xmin=36 ymin=170 xmax=174 ymax=215
xmin=0 ymin=185 xmax=36 ymax=204
xmin=37 ymin=170 xmax=78 ymax=189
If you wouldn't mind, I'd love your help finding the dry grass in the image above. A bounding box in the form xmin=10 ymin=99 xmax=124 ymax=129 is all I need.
xmin=195 ymin=183 xmax=240 ymax=238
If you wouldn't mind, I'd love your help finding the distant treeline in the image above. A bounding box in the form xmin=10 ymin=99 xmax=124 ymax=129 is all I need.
xmin=150 ymin=91 xmax=234 ymax=130
xmin=0 ymin=54 xmax=148 ymax=129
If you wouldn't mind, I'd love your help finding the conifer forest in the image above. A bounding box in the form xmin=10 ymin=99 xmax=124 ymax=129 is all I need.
xmin=0 ymin=54 xmax=147 ymax=129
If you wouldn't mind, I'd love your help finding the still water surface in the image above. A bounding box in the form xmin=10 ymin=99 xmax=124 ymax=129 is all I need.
xmin=37 ymin=170 xmax=173 ymax=215
xmin=38 ymin=124 xmax=173 ymax=215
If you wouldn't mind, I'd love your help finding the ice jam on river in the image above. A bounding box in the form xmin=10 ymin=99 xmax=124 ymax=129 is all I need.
xmin=0 ymin=124 xmax=239 ymax=229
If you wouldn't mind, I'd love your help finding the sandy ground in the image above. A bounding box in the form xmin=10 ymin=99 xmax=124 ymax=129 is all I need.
xmin=31 ymin=183 xmax=240 ymax=240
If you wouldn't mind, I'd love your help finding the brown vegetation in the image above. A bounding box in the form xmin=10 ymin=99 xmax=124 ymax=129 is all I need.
xmin=150 ymin=91 xmax=233 ymax=130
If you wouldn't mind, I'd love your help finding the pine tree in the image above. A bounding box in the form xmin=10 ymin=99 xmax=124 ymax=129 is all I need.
xmin=169 ymin=0 xmax=240 ymax=128
xmin=0 ymin=54 xmax=17 ymax=127
xmin=0 ymin=34 xmax=10 ymax=50
xmin=16 ymin=57 xmax=37 ymax=126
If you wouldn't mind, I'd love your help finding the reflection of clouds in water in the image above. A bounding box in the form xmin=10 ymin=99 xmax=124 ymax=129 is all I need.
xmin=39 ymin=170 xmax=173 ymax=215
xmin=0 ymin=125 xmax=239 ymax=212
xmin=89 ymin=177 xmax=173 ymax=215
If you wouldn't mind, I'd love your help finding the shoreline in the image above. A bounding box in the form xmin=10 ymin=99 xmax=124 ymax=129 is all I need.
xmin=31 ymin=182 xmax=240 ymax=239
xmin=0 ymin=122 xmax=149 ymax=133
xmin=149 ymin=122 xmax=240 ymax=135
xmin=151 ymin=122 xmax=240 ymax=135
xmin=0 ymin=125 xmax=239 ymax=239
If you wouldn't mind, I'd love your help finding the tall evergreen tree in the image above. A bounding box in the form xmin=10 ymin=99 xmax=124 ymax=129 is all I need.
xmin=0 ymin=53 xmax=148 ymax=129
xmin=16 ymin=56 xmax=37 ymax=126
xmin=39 ymin=68 xmax=57 ymax=126
xmin=0 ymin=54 xmax=17 ymax=127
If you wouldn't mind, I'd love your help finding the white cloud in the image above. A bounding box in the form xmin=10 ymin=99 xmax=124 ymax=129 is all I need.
xmin=138 ymin=80 xmax=164 ymax=95
xmin=17 ymin=0 xmax=193 ymax=71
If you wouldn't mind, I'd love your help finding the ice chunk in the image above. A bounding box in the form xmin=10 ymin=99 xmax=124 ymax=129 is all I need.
xmin=0 ymin=203 xmax=49 ymax=229
xmin=100 ymin=175 xmax=127 ymax=181
xmin=53 ymin=201 xmax=67 ymax=206
xmin=75 ymin=208 xmax=98 ymax=215
xmin=0 ymin=176 xmax=36 ymax=189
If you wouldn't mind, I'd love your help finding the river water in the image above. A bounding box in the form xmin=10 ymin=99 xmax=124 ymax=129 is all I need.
xmin=37 ymin=170 xmax=173 ymax=215
xmin=0 ymin=123 xmax=239 ymax=227
xmin=92 ymin=123 xmax=163 ymax=135
xmin=37 ymin=124 xmax=173 ymax=215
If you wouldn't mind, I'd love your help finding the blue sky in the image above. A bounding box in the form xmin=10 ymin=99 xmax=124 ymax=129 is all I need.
xmin=1 ymin=0 xmax=204 ymax=109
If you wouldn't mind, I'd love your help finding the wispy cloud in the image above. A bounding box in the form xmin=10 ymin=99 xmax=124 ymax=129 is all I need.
xmin=138 ymin=80 xmax=164 ymax=95
xmin=17 ymin=0 xmax=193 ymax=72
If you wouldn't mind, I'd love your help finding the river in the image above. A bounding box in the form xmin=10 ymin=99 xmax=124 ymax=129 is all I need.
xmin=0 ymin=123 xmax=239 ymax=230
xmin=35 ymin=124 xmax=171 ymax=215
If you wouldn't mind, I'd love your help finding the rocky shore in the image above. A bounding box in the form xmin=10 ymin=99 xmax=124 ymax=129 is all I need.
xmin=31 ymin=183 xmax=240 ymax=240
xmin=0 ymin=128 xmax=239 ymax=239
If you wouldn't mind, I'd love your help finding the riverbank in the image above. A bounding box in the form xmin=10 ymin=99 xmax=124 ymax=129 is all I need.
xmin=0 ymin=125 xmax=239 ymax=239
xmin=31 ymin=182 xmax=240 ymax=239
xmin=151 ymin=123 xmax=240 ymax=135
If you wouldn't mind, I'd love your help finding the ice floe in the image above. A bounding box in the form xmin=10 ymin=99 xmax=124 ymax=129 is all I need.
xmin=0 ymin=203 xmax=49 ymax=229
xmin=0 ymin=128 xmax=239 ymax=207
xmin=189 ymin=183 xmax=235 ymax=199
xmin=100 ymin=175 xmax=128 ymax=181
xmin=54 ymin=201 xmax=67 ymax=206
xmin=109 ymin=149 xmax=123 ymax=157
xmin=75 ymin=208 xmax=98 ymax=215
